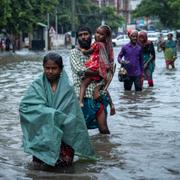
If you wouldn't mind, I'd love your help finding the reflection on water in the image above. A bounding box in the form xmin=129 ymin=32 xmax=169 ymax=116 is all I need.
xmin=0 ymin=49 xmax=180 ymax=180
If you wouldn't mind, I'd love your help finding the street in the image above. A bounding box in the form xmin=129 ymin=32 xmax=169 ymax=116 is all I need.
xmin=0 ymin=48 xmax=180 ymax=180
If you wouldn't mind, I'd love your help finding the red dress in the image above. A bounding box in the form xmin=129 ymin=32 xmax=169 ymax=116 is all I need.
xmin=84 ymin=42 xmax=110 ymax=81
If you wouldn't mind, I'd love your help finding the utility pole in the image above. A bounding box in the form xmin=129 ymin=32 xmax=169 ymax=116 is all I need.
xmin=47 ymin=13 xmax=50 ymax=50
xmin=71 ymin=0 xmax=76 ymax=48
xmin=47 ymin=13 xmax=50 ymax=29
xmin=55 ymin=8 xmax=58 ymax=34
xmin=98 ymin=0 xmax=105 ymax=25
xmin=124 ymin=0 xmax=129 ymax=33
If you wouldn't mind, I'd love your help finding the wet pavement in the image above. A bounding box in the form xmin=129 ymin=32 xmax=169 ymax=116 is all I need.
xmin=0 ymin=48 xmax=180 ymax=180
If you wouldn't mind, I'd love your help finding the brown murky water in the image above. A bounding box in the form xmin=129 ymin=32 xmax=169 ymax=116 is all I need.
xmin=0 ymin=48 xmax=180 ymax=180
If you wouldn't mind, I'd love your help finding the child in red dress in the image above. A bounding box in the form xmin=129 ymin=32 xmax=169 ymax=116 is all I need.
xmin=79 ymin=25 xmax=115 ymax=115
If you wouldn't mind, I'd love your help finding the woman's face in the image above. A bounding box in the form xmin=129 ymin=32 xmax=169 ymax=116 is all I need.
xmin=95 ymin=27 xmax=106 ymax=42
xmin=43 ymin=59 xmax=61 ymax=82
xmin=167 ymin=34 xmax=173 ymax=40
xmin=139 ymin=35 xmax=145 ymax=43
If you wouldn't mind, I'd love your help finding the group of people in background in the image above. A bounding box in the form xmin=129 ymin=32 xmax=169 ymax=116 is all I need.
xmin=0 ymin=35 xmax=20 ymax=52
xmin=118 ymin=30 xmax=177 ymax=91
xmin=19 ymin=24 xmax=177 ymax=168
xmin=118 ymin=29 xmax=156 ymax=91
xmin=0 ymin=36 xmax=11 ymax=51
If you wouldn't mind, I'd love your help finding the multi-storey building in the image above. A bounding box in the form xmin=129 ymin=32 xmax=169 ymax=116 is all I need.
xmin=92 ymin=0 xmax=142 ymax=31
xmin=130 ymin=0 xmax=142 ymax=10
xmin=92 ymin=0 xmax=130 ymax=23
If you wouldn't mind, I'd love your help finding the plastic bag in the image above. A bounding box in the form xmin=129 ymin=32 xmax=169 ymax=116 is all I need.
xmin=118 ymin=67 xmax=129 ymax=82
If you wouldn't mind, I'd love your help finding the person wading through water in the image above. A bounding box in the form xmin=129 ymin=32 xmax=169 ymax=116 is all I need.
xmin=70 ymin=26 xmax=115 ymax=134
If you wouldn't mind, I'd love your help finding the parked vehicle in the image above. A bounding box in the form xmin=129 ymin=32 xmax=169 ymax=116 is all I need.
xmin=147 ymin=31 xmax=160 ymax=45
xmin=112 ymin=34 xmax=129 ymax=47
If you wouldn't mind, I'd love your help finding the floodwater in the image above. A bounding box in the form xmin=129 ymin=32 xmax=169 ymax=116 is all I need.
xmin=0 ymin=48 xmax=180 ymax=180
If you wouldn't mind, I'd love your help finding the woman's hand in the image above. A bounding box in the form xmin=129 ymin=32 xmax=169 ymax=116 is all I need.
xmin=110 ymin=104 xmax=116 ymax=116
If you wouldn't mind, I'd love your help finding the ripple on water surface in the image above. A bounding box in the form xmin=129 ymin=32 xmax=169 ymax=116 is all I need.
xmin=0 ymin=50 xmax=180 ymax=179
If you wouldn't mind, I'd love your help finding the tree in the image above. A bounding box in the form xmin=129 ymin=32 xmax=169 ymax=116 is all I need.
xmin=100 ymin=6 xmax=124 ymax=33
xmin=168 ymin=0 xmax=180 ymax=28
xmin=56 ymin=0 xmax=124 ymax=34
xmin=0 ymin=0 xmax=124 ymax=37
xmin=0 ymin=0 xmax=59 ymax=34
xmin=132 ymin=0 xmax=180 ymax=29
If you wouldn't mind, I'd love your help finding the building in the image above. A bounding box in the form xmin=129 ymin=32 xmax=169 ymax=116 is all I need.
xmin=92 ymin=1 xmax=130 ymax=30
xmin=130 ymin=0 xmax=142 ymax=10
xmin=92 ymin=0 xmax=143 ymax=31
xmin=92 ymin=1 xmax=143 ymax=23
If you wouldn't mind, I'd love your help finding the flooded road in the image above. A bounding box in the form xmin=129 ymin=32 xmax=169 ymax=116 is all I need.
xmin=0 ymin=48 xmax=180 ymax=180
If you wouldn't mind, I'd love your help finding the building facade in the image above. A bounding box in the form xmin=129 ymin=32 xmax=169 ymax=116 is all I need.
xmin=92 ymin=0 xmax=142 ymax=31
xmin=92 ymin=0 xmax=131 ymax=23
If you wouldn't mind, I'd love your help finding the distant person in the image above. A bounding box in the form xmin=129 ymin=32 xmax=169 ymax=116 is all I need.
xmin=117 ymin=30 xmax=144 ymax=91
xmin=0 ymin=38 xmax=5 ymax=51
xmin=161 ymin=33 xmax=177 ymax=69
xmin=138 ymin=31 xmax=155 ymax=87
xmin=157 ymin=33 xmax=165 ymax=52
xmin=64 ymin=33 xmax=71 ymax=48
xmin=15 ymin=37 xmax=20 ymax=50
xmin=0 ymin=38 xmax=2 ymax=51
xmin=12 ymin=37 xmax=16 ymax=53
xmin=19 ymin=52 xmax=95 ymax=167
xmin=79 ymin=25 xmax=115 ymax=111
xmin=5 ymin=36 xmax=11 ymax=51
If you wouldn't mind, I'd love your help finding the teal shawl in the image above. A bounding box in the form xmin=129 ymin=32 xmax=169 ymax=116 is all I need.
xmin=19 ymin=70 xmax=96 ymax=166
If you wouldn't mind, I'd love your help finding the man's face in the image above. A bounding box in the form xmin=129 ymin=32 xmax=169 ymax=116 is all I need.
xmin=130 ymin=32 xmax=138 ymax=44
xmin=77 ymin=30 xmax=91 ymax=49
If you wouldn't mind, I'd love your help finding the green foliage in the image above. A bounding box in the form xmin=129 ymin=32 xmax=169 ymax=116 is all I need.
xmin=0 ymin=0 xmax=124 ymax=35
xmin=0 ymin=0 xmax=59 ymax=34
xmin=56 ymin=0 xmax=124 ymax=33
xmin=168 ymin=0 xmax=180 ymax=28
xmin=132 ymin=0 xmax=180 ymax=29
xmin=101 ymin=7 xmax=124 ymax=33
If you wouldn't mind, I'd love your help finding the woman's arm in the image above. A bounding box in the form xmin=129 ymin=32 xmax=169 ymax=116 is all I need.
xmin=150 ymin=42 xmax=155 ymax=60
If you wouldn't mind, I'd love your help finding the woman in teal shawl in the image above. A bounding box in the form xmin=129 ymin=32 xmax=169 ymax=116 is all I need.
xmin=162 ymin=33 xmax=177 ymax=69
xmin=19 ymin=52 xmax=96 ymax=167
xmin=138 ymin=31 xmax=155 ymax=87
